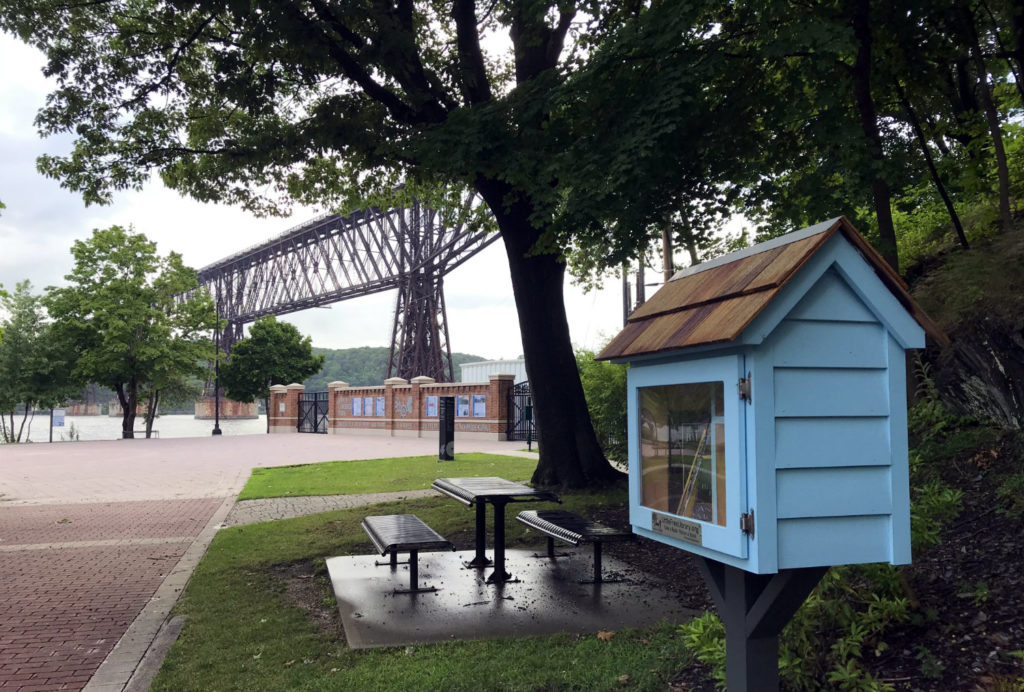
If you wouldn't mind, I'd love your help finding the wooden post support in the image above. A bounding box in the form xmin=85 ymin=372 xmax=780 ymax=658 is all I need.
xmin=696 ymin=558 xmax=828 ymax=692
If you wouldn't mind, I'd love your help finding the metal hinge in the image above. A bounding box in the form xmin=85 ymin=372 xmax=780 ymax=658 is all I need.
xmin=738 ymin=374 xmax=752 ymax=403
xmin=740 ymin=510 xmax=755 ymax=537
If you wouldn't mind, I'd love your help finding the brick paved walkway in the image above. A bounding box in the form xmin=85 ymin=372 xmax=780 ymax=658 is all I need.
xmin=0 ymin=499 xmax=223 ymax=691
xmin=0 ymin=434 xmax=529 ymax=692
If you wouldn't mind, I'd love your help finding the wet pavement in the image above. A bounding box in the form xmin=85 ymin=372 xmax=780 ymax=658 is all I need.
xmin=328 ymin=548 xmax=699 ymax=649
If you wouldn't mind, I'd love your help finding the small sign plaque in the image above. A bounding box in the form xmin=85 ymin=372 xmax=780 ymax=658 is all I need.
xmin=651 ymin=512 xmax=702 ymax=546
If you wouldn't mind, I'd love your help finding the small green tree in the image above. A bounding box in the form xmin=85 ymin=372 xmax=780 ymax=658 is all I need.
xmin=219 ymin=316 xmax=324 ymax=432
xmin=575 ymin=348 xmax=628 ymax=463
xmin=45 ymin=226 xmax=216 ymax=438
xmin=0 ymin=281 xmax=78 ymax=443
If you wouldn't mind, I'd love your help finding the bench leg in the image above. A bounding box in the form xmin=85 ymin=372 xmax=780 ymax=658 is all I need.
xmin=392 ymin=549 xmax=439 ymax=595
xmin=374 ymin=551 xmax=410 ymax=568
xmin=579 ymin=541 xmax=625 ymax=585
xmin=532 ymin=536 xmax=570 ymax=560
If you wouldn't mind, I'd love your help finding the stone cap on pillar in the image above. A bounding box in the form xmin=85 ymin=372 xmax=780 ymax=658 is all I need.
xmin=285 ymin=383 xmax=306 ymax=390
xmin=489 ymin=373 xmax=516 ymax=381
xmin=269 ymin=385 xmax=287 ymax=393
xmin=384 ymin=377 xmax=409 ymax=386
xmin=410 ymin=376 xmax=436 ymax=384
xmin=327 ymin=381 xmax=349 ymax=390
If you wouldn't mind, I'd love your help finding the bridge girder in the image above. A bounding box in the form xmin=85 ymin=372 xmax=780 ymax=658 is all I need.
xmin=195 ymin=201 xmax=497 ymax=383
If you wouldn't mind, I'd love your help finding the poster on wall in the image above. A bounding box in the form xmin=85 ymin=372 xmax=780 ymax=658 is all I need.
xmin=456 ymin=395 xmax=470 ymax=417
xmin=364 ymin=397 xmax=373 ymax=416
xmin=425 ymin=396 xmax=438 ymax=417
xmin=375 ymin=396 xmax=385 ymax=417
xmin=352 ymin=397 xmax=362 ymax=416
xmin=472 ymin=395 xmax=486 ymax=418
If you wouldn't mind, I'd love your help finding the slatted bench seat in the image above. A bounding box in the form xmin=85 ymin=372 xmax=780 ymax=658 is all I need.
xmin=516 ymin=509 xmax=634 ymax=584
xmin=361 ymin=514 xmax=454 ymax=594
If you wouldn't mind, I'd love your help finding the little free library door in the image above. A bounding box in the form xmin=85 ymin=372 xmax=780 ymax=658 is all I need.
xmin=628 ymin=354 xmax=748 ymax=559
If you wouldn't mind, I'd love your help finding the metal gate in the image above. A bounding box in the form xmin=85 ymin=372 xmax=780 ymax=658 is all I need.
xmin=506 ymin=381 xmax=537 ymax=441
xmin=298 ymin=391 xmax=329 ymax=434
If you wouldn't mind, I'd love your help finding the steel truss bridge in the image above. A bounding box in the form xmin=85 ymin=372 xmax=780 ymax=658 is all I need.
xmin=193 ymin=201 xmax=498 ymax=383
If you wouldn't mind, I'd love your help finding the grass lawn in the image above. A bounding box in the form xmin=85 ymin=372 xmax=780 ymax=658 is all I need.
xmin=238 ymin=453 xmax=539 ymax=500
xmin=153 ymin=486 xmax=695 ymax=691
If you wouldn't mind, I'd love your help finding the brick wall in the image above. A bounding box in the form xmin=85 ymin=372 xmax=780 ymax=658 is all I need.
xmin=66 ymin=402 xmax=102 ymax=416
xmin=268 ymin=374 xmax=517 ymax=439
xmin=268 ymin=384 xmax=305 ymax=434
xmin=193 ymin=396 xmax=260 ymax=420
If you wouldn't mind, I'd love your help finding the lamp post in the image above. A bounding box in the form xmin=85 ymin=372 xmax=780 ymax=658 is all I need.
xmin=212 ymin=281 xmax=222 ymax=436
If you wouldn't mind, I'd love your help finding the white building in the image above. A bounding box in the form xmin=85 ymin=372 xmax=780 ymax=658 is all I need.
xmin=460 ymin=358 xmax=528 ymax=384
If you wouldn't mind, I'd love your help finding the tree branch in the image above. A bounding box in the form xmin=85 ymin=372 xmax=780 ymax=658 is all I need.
xmin=452 ymin=0 xmax=492 ymax=103
xmin=511 ymin=1 xmax=577 ymax=82
xmin=121 ymin=11 xmax=220 ymax=110
xmin=295 ymin=0 xmax=428 ymax=125
xmin=304 ymin=0 xmax=449 ymax=124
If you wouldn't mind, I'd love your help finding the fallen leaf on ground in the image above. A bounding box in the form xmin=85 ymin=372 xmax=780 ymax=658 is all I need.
xmin=597 ymin=630 xmax=616 ymax=641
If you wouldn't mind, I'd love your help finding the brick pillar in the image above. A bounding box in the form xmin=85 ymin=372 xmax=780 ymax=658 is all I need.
xmin=282 ymin=383 xmax=304 ymax=433
xmin=489 ymin=374 xmax=516 ymax=440
xmin=410 ymin=376 xmax=434 ymax=438
xmin=327 ymin=381 xmax=349 ymax=435
xmin=383 ymin=377 xmax=407 ymax=436
xmin=268 ymin=385 xmax=289 ymax=434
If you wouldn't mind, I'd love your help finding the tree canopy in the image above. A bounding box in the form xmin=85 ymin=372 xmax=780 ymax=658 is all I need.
xmin=3 ymin=0 xmax=1022 ymax=481
xmin=219 ymin=316 xmax=325 ymax=431
xmin=0 ymin=281 xmax=78 ymax=443
xmin=45 ymin=226 xmax=216 ymax=438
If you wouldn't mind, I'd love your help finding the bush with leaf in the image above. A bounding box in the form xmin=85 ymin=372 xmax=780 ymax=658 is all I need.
xmin=575 ymin=348 xmax=628 ymax=462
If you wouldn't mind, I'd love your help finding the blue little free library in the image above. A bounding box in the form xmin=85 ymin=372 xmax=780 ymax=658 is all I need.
xmin=599 ymin=216 xmax=947 ymax=576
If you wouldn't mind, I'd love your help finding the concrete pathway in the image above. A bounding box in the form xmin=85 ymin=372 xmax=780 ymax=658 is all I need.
xmin=0 ymin=434 xmax=532 ymax=692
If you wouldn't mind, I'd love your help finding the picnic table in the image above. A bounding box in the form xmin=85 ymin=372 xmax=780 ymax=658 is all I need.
xmin=431 ymin=476 xmax=559 ymax=584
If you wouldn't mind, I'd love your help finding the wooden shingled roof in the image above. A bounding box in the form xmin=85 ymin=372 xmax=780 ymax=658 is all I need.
xmin=597 ymin=217 xmax=946 ymax=361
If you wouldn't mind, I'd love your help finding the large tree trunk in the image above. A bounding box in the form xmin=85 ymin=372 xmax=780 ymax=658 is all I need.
xmin=116 ymin=381 xmax=138 ymax=439
xmin=477 ymin=179 xmax=621 ymax=489
xmin=144 ymin=390 xmax=159 ymax=438
xmin=17 ymin=407 xmax=30 ymax=443
xmin=849 ymin=0 xmax=899 ymax=272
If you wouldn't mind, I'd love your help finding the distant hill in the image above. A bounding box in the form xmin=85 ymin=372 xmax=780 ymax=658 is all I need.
xmin=302 ymin=346 xmax=487 ymax=390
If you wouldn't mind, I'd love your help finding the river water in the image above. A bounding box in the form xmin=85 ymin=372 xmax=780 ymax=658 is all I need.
xmin=18 ymin=414 xmax=268 ymax=443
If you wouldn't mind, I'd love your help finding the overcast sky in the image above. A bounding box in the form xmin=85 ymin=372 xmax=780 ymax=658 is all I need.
xmin=0 ymin=34 xmax=629 ymax=361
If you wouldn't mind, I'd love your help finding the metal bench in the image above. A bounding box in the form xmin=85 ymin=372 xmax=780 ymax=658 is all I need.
xmin=361 ymin=514 xmax=454 ymax=594
xmin=516 ymin=509 xmax=633 ymax=584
